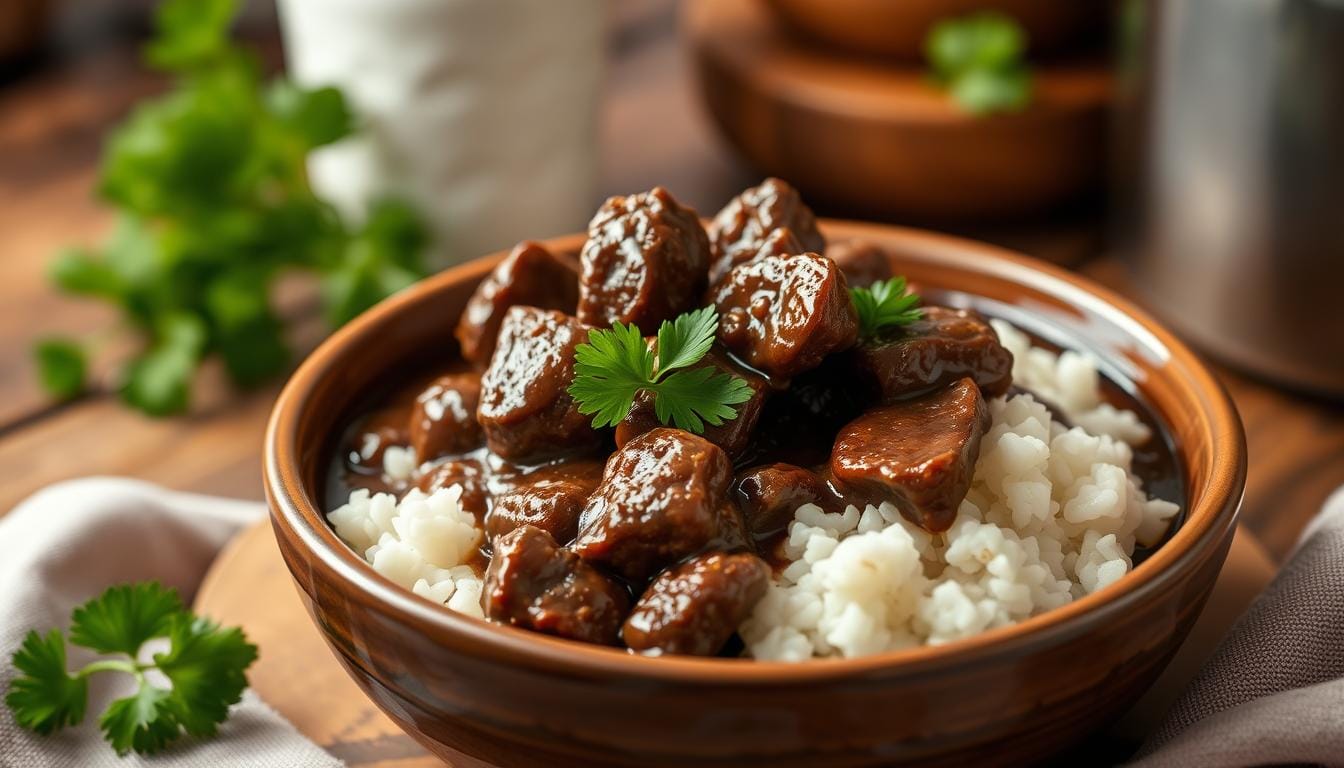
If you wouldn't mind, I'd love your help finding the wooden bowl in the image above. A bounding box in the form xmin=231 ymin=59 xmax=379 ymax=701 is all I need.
xmin=264 ymin=221 xmax=1246 ymax=767
xmin=763 ymin=0 xmax=1111 ymax=60
xmin=687 ymin=0 xmax=1112 ymax=221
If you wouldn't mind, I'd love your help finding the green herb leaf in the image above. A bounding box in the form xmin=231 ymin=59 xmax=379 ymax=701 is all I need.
xmin=154 ymin=614 xmax=258 ymax=738
xmin=925 ymin=12 xmax=1033 ymax=115
xmin=655 ymin=305 xmax=719 ymax=375
xmin=69 ymin=582 xmax=184 ymax=657
xmin=266 ymin=81 xmax=354 ymax=149
xmin=569 ymin=308 xmax=751 ymax=435
xmin=144 ymin=0 xmax=240 ymax=73
xmin=99 ymin=684 xmax=178 ymax=757
xmin=121 ymin=314 xmax=207 ymax=416
xmin=5 ymin=630 xmax=88 ymax=735
xmin=851 ymin=276 xmax=924 ymax=339
xmin=5 ymin=582 xmax=259 ymax=757
xmin=33 ymin=339 xmax=88 ymax=401
xmin=652 ymin=366 xmax=754 ymax=434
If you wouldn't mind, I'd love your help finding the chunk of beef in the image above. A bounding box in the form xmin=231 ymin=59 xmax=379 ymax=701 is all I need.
xmin=408 ymin=373 xmax=483 ymax=461
xmin=615 ymin=346 xmax=770 ymax=459
xmin=455 ymin=241 xmax=579 ymax=367
xmin=748 ymin=358 xmax=871 ymax=466
xmin=416 ymin=457 xmax=490 ymax=515
xmin=852 ymin=306 xmax=1014 ymax=401
xmin=826 ymin=239 xmax=892 ymax=289
xmin=485 ymin=459 xmax=605 ymax=545
xmin=576 ymin=187 xmax=711 ymax=333
xmin=574 ymin=428 xmax=739 ymax=583
xmin=478 ymin=307 xmax=601 ymax=462
xmin=711 ymin=253 xmax=860 ymax=379
xmin=483 ymin=525 xmax=630 ymax=646
xmin=830 ymin=378 xmax=990 ymax=533
xmin=735 ymin=463 xmax=835 ymax=539
xmin=622 ymin=552 xmax=771 ymax=656
xmin=708 ymin=178 xmax=825 ymax=285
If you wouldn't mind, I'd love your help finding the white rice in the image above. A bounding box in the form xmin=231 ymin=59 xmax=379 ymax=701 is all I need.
xmin=327 ymin=485 xmax=486 ymax=618
xmin=740 ymin=338 xmax=1181 ymax=661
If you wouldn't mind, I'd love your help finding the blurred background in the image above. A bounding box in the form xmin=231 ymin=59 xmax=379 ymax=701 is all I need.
xmin=0 ymin=0 xmax=1341 ymax=562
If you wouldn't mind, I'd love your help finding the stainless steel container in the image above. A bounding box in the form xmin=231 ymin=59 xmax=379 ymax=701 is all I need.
xmin=1115 ymin=0 xmax=1344 ymax=395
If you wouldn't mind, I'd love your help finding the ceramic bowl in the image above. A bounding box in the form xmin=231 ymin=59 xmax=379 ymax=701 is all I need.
xmin=763 ymin=0 xmax=1110 ymax=60
xmin=687 ymin=0 xmax=1111 ymax=221
xmin=265 ymin=221 xmax=1246 ymax=767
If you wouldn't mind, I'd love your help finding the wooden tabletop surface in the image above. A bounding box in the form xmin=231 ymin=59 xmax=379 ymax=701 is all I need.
xmin=1 ymin=0 xmax=1342 ymax=564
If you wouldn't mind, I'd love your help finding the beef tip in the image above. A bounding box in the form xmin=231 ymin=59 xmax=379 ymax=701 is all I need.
xmin=711 ymin=253 xmax=860 ymax=379
xmin=455 ymin=241 xmax=579 ymax=368
xmin=826 ymin=239 xmax=892 ymax=289
xmin=478 ymin=307 xmax=601 ymax=462
xmin=622 ymin=552 xmax=771 ymax=656
xmin=485 ymin=459 xmax=605 ymax=545
xmin=483 ymin=525 xmax=630 ymax=646
xmin=344 ymin=407 xmax=410 ymax=476
xmin=735 ymin=463 xmax=835 ymax=539
xmin=852 ymin=306 xmax=1014 ymax=401
xmin=708 ymin=178 xmax=825 ymax=285
xmin=748 ymin=358 xmax=871 ymax=467
xmin=417 ymin=457 xmax=490 ymax=515
xmin=408 ymin=373 xmax=483 ymax=461
xmin=574 ymin=428 xmax=739 ymax=583
xmin=576 ymin=187 xmax=711 ymax=334
xmin=615 ymin=346 xmax=770 ymax=459
xmin=830 ymin=378 xmax=990 ymax=533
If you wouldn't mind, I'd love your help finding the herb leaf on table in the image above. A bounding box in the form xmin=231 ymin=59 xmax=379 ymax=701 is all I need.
xmin=35 ymin=0 xmax=428 ymax=415
xmin=4 ymin=581 xmax=259 ymax=757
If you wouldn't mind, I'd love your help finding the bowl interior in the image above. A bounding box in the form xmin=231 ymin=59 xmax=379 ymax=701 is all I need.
xmin=266 ymin=220 xmax=1244 ymax=679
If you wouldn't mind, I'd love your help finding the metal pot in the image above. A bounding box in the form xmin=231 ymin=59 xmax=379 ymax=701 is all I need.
xmin=1115 ymin=0 xmax=1344 ymax=395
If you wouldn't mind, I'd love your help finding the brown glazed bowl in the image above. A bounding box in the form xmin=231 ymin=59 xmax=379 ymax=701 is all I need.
xmin=763 ymin=0 xmax=1110 ymax=60
xmin=265 ymin=221 xmax=1245 ymax=767
xmin=687 ymin=0 xmax=1111 ymax=221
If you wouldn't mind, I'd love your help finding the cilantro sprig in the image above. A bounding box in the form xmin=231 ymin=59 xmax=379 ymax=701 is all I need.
xmin=925 ymin=12 xmax=1033 ymax=115
xmin=5 ymin=582 xmax=258 ymax=756
xmin=34 ymin=0 xmax=427 ymax=416
xmin=568 ymin=306 xmax=754 ymax=434
xmin=851 ymin=276 xmax=924 ymax=339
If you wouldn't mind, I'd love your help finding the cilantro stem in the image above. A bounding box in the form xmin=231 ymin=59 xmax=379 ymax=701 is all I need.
xmin=78 ymin=659 xmax=144 ymax=679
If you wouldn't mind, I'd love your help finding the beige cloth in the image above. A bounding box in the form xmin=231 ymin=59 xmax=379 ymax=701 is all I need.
xmin=1133 ymin=485 xmax=1344 ymax=767
xmin=0 ymin=478 xmax=340 ymax=768
xmin=2 ymin=477 xmax=1343 ymax=766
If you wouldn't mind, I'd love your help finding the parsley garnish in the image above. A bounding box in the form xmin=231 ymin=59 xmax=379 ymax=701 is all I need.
xmin=5 ymin=582 xmax=257 ymax=756
xmin=34 ymin=0 xmax=427 ymax=416
xmin=851 ymin=276 xmax=924 ymax=338
xmin=925 ymin=12 xmax=1033 ymax=115
xmin=568 ymin=306 xmax=754 ymax=434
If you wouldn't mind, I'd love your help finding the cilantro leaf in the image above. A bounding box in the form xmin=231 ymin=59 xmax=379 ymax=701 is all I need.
xmin=121 ymin=314 xmax=207 ymax=416
xmin=99 ymin=684 xmax=179 ymax=757
xmin=69 ymin=582 xmax=184 ymax=657
xmin=266 ymin=81 xmax=354 ymax=149
xmin=851 ymin=276 xmax=924 ymax=339
xmin=651 ymin=367 xmax=754 ymax=434
xmin=569 ymin=308 xmax=752 ymax=435
xmin=925 ymin=12 xmax=1033 ymax=115
xmin=155 ymin=614 xmax=258 ymax=738
xmin=655 ymin=305 xmax=718 ymax=374
xmin=5 ymin=581 xmax=258 ymax=757
xmin=5 ymin=630 xmax=88 ymax=735
xmin=144 ymin=0 xmax=240 ymax=73
xmin=34 ymin=338 xmax=88 ymax=401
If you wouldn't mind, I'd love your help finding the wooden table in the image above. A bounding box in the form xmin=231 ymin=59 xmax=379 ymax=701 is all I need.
xmin=1 ymin=0 xmax=1342 ymax=565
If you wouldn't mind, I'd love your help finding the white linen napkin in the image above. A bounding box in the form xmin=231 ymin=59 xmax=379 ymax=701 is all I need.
xmin=0 ymin=477 xmax=340 ymax=768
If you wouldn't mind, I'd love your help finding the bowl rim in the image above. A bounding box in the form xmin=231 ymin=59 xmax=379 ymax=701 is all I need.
xmin=265 ymin=220 xmax=1246 ymax=685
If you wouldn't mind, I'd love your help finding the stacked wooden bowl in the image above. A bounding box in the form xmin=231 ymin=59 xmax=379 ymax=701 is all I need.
xmin=685 ymin=0 xmax=1114 ymax=221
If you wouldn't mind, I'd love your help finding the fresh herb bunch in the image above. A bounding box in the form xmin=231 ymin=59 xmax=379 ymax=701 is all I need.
xmin=6 ymin=582 xmax=258 ymax=756
xmin=925 ymin=12 xmax=1033 ymax=115
xmin=851 ymin=276 xmax=924 ymax=339
xmin=35 ymin=0 xmax=427 ymax=416
xmin=569 ymin=306 xmax=754 ymax=434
